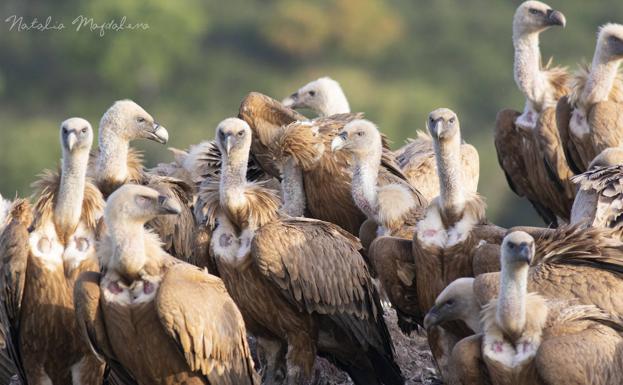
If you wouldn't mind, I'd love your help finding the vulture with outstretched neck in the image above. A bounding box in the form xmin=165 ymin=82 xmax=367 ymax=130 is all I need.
xmin=282 ymin=76 xmax=350 ymax=117
xmin=368 ymin=109 xmax=500 ymax=372
xmin=0 ymin=118 xmax=105 ymax=385
xmin=495 ymin=0 xmax=574 ymax=226
xmin=89 ymin=100 xmax=195 ymax=260
xmin=201 ymin=117 xmax=403 ymax=385
xmin=240 ymin=92 xmax=374 ymax=235
xmin=331 ymin=119 xmax=426 ymax=238
xmin=570 ymin=147 xmax=623 ymax=238
xmin=74 ymin=184 xmax=258 ymax=385
xmin=425 ymin=231 xmax=623 ymax=385
xmin=557 ymin=23 xmax=623 ymax=174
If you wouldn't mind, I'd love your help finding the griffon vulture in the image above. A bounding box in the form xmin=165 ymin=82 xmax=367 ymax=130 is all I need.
xmin=200 ymin=117 xmax=403 ymax=385
xmin=425 ymin=231 xmax=623 ymax=385
xmin=73 ymin=184 xmax=258 ymax=385
xmin=495 ymin=1 xmax=574 ymax=226
xmin=571 ymin=147 xmax=623 ymax=238
xmin=282 ymin=76 xmax=350 ymax=117
xmin=368 ymin=109 xmax=500 ymax=375
xmin=0 ymin=118 xmax=105 ymax=385
xmin=240 ymin=92 xmax=375 ymax=235
xmin=557 ymin=23 xmax=623 ymax=173
xmin=330 ymin=119 xmax=426 ymax=239
xmin=89 ymin=100 xmax=195 ymax=260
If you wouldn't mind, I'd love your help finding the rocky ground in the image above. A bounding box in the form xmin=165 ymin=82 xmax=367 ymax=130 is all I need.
xmin=309 ymin=309 xmax=442 ymax=385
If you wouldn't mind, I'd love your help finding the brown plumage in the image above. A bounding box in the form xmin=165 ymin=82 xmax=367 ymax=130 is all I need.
xmin=206 ymin=118 xmax=404 ymax=385
xmin=88 ymin=100 xmax=196 ymax=261
xmin=396 ymin=131 xmax=479 ymax=201
xmin=0 ymin=118 xmax=105 ymax=385
xmin=74 ymin=184 xmax=258 ymax=385
xmin=427 ymin=230 xmax=623 ymax=385
xmin=556 ymin=24 xmax=623 ymax=173
xmin=496 ymin=2 xmax=573 ymax=226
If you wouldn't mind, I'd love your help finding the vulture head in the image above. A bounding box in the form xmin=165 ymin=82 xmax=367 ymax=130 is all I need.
xmin=215 ymin=117 xmax=252 ymax=162
xmin=282 ymin=77 xmax=350 ymax=116
xmin=100 ymin=100 xmax=168 ymax=144
xmin=501 ymin=231 xmax=535 ymax=267
xmin=597 ymin=23 xmax=623 ymax=61
xmin=589 ymin=147 xmax=623 ymax=170
xmin=105 ymin=184 xmax=181 ymax=227
xmin=331 ymin=119 xmax=382 ymax=159
xmin=60 ymin=117 xmax=93 ymax=154
xmin=423 ymin=277 xmax=481 ymax=333
xmin=427 ymin=108 xmax=460 ymax=142
xmin=513 ymin=1 xmax=566 ymax=36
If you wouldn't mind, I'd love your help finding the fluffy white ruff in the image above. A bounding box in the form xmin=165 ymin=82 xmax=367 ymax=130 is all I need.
xmin=29 ymin=220 xmax=64 ymax=271
xmin=416 ymin=199 xmax=479 ymax=248
xmin=377 ymin=184 xmax=415 ymax=225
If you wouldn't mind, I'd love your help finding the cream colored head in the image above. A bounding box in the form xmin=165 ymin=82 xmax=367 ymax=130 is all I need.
xmin=589 ymin=147 xmax=623 ymax=169
xmin=596 ymin=24 xmax=623 ymax=61
xmin=60 ymin=117 xmax=93 ymax=154
xmin=513 ymin=1 xmax=566 ymax=36
xmin=99 ymin=99 xmax=168 ymax=144
xmin=105 ymin=184 xmax=181 ymax=227
xmin=215 ymin=117 xmax=252 ymax=162
xmin=423 ymin=277 xmax=480 ymax=332
xmin=501 ymin=231 xmax=535 ymax=267
xmin=427 ymin=108 xmax=460 ymax=142
xmin=282 ymin=77 xmax=350 ymax=116
xmin=331 ymin=119 xmax=382 ymax=159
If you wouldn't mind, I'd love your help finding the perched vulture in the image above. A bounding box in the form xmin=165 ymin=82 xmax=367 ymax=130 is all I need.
xmin=395 ymin=131 xmax=479 ymax=202
xmin=557 ymin=23 xmax=623 ymax=173
xmin=88 ymin=100 xmax=196 ymax=261
xmin=495 ymin=1 xmax=574 ymax=226
xmin=200 ymin=118 xmax=404 ymax=385
xmin=74 ymin=184 xmax=258 ymax=385
xmin=240 ymin=92 xmax=372 ymax=235
xmin=425 ymin=231 xmax=623 ymax=385
xmin=282 ymin=76 xmax=351 ymax=117
xmin=571 ymin=147 xmax=623 ymax=238
xmin=330 ymin=119 xmax=426 ymax=240
xmin=369 ymin=109 xmax=501 ymax=375
xmin=0 ymin=118 xmax=105 ymax=384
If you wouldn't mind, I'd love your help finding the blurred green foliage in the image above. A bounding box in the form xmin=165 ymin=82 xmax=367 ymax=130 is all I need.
xmin=1 ymin=0 xmax=622 ymax=227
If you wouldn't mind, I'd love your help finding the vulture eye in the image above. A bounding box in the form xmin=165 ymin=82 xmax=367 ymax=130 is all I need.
xmin=357 ymin=131 xmax=364 ymax=137
xmin=446 ymin=299 xmax=455 ymax=306
xmin=81 ymin=127 xmax=88 ymax=134
xmin=135 ymin=195 xmax=150 ymax=207
xmin=449 ymin=117 xmax=456 ymax=124
xmin=62 ymin=127 xmax=68 ymax=134
xmin=509 ymin=243 xmax=515 ymax=249
xmin=237 ymin=131 xmax=244 ymax=137
xmin=529 ymin=8 xmax=540 ymax=15
xmin=429 ymin=117 xmax=435 ymax=123
xmin=308 ymin=90 xmax=316 ymax=96
xmin=137 ymin=117 xmax=145 ymax=123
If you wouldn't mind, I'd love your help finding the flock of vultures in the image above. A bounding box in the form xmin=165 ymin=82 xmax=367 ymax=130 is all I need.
xmin=1 ymin=1 xmax=623 ymax=384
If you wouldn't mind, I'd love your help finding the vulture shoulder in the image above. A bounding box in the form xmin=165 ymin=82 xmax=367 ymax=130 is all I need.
xmin=368 ymin=235 xmax=422 ymax=333
xmin=460 ymin=143 xmax=480 ymax=194
xmin=239 ymin=92 xmax=306 ymax=177
xmin=156 ymin=264 xmax=258 ymax=384
xmin=447 ymin=334 xmax=489 ymax=385
xmin=252 ymin=217 xmax=371 ymax=316
xmin=143 ymin=174 xmax=196 ymax=261
xmin=0 ymin=199 xmax=33 ymax=383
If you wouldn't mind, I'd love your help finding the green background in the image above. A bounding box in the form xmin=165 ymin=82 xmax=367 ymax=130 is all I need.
xmin=1 ymin=0 xmax=621 ymax=227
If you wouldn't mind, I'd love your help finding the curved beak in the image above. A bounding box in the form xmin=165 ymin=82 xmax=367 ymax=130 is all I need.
xmin=429 ymin=119 xmax=443 ymax=138
xmin=157 ymin=195 xmax=181 ymax=215
xmin=67 ymin=132 xmax=78 ymax=152
xmin=331 ymin=133 xmax=347 ymax=151
xmin=547 ymin=9 xmax=566 ymax=27
xmin=518 ymin=242 xmax=532 ymax=264
xmin=148 ymin=122 xmax=169 ymax=144
xmin=282 ymin=92 xmax=298 ymax=108
xmin=610 ymin=35 xmax=623 ymax=57
xmin=423 ymin=305 xmax=441 ymax=330
xmin=225 ymin=136 xmax=233 ymax=155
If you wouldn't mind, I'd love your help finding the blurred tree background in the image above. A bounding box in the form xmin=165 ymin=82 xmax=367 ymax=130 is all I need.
xmin=0 ymin=0 xmax=622 ymax=227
